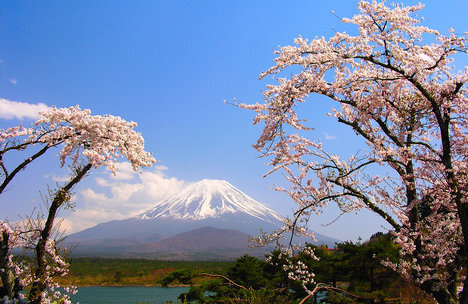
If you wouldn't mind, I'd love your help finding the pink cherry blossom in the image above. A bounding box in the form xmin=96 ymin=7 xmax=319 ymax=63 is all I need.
xmin=243 ymin=1 xmax=467 ymax=303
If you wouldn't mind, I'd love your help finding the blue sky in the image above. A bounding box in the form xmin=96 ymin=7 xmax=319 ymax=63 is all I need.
xmin=1 ymin=0 xmax=467 ymax=241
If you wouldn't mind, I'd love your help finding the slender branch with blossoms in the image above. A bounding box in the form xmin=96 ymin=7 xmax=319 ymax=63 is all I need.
xmin=0 ymin=105 xmax=156 ymax=302
xmin=242 ymin=1 xmax=467 ymax=303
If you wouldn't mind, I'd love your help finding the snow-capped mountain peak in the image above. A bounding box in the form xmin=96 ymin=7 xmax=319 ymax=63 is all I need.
xmin=135 ymin=179 xmax=283 ymax=223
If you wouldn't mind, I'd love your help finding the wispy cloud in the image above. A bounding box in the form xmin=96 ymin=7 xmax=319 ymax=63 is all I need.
xmin=8 ymin=79 xmax=17 ymax=85
xmin=43 ymin=173 xmax=71 ymax=183
xmin=323 ymin=132 xmax=337 ymax=141
xmin=63 ymin=164 xmax=188 ymax=234
xmin=0 ymin=98 xmax=50 ymax=120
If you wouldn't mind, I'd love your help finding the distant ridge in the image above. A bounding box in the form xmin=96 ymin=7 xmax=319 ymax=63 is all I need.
xmin=138 ymin=226 xmax=250 ymax=251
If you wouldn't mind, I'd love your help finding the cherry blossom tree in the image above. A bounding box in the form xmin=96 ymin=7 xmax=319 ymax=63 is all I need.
xmin=242 ymin=1 xmax=467 ymax=303
xmin=0 ymin=106 xmax=156 ymax=303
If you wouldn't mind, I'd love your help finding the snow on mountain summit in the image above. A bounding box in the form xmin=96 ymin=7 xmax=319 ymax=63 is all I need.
xmin=135 ymin=179 xmax=283 ymax=223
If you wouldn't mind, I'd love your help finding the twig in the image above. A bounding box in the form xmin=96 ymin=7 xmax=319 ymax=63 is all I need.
xmin=299 ymin=283 xmax=360 ymax=304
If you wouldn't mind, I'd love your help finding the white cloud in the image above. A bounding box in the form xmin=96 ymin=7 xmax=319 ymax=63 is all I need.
xmin=57 ymin=218 xmax=74 ymax=234
xmin=81 ymin=188 xmax=111 ymax=203
xmin=323 ymin=132 xmax=337 ymax=140
xmin=8 ymin=79 xmax=17 ymax=85
xmin=59 ymin=207 xmax=127 ymax=235
xmin=63 ymin=164 xmax=187 ymax=234
xmin=51 ymin=174 xmax=70 ymax=183
xmin=0 ymin=98 xmax=51 ymax=120
xmin=95 ymin=177 xmax=109 ymax=187
xmin=139 ymin=166 xmax=186 ymax=201
xmin=111 ymin=182 xmax=144 ymax=202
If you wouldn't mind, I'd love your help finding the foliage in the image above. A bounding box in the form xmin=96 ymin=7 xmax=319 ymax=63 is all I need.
xmin=160 ymin=269 xmax=197 ymax=287
xmin=241 ymin=1 xmax=467 ymax=303
xmin=167 ymin=235 xmax=409 ymax=303
xmin=226 ymin=255 xmax=267 ymax=290
xmin=157 ymin=254 xmax=295 ymax=303
xmin=324 ymin=233 xmax=401 ymax=302
xmin=0 ymin=106 xmax=155 ymax=303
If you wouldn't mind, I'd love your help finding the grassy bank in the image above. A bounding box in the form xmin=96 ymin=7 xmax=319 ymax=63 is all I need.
xmin=55 ymin=258 xmax=233 ymax=287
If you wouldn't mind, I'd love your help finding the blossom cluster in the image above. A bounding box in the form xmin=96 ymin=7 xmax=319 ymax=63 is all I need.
xmin=242 ymin=0 xmax=467 ymax=301
xmin=33 ymin=105 xmax=156 ymax=173
xmin=1 ymin=105 xmax=156 ymax=302
xmin=266 ymin=245 xmax=319 ymax=294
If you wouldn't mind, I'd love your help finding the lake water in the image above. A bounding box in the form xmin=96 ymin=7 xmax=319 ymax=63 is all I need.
xmin=70 ymin=286 xmax=190 ymax=304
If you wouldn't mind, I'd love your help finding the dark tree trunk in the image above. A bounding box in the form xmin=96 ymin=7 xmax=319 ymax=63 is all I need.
xmin=433 ymin=291 xmax=458 ymax=304
xmin=0 ymin=231 xmax=14 ymax=298
xmin=28 ymin=163 xmax=92 ymax=303
xmin=460 ymin=276 xmax=468 ymax=304
xmin=419 ymin=280 xmax=459 ymax=304
xmin=456 ymin=202 xmax=468 ymax=304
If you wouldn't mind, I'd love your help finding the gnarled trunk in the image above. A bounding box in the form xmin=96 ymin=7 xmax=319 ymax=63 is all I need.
xmin=0 ymin=231 xmax=14 ymax=298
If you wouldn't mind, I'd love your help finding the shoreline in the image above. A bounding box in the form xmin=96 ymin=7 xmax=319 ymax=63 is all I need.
xmin=59 ymin=284 xmax=190 ymax=288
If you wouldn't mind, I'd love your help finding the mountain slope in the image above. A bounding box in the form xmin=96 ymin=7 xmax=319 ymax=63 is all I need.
xmin=139 ymin=226 xmax=250 ymax=251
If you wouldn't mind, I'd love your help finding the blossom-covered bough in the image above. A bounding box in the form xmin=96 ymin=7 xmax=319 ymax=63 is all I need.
xmin=242 ymin=1 xmax=467 ymax=303
xmin=0 ymin=106 xmax=156 ymax=303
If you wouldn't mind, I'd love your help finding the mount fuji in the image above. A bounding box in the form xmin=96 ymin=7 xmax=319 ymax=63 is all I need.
xmin=67 ymin=179 xmax=340 ymax=259
xmin=136 ymin=179 xmax=282 ymax=223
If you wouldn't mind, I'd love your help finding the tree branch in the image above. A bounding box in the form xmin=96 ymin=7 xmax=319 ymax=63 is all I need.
xmin=328 ymin=179 xmax=400 ymax=230
xmin=0 ymin=144 xmax=52 ymax=195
